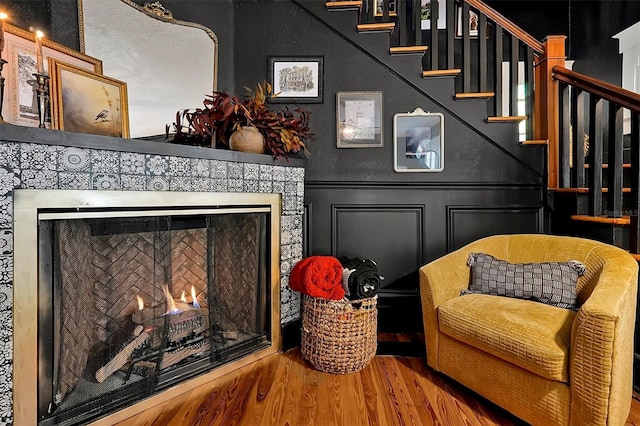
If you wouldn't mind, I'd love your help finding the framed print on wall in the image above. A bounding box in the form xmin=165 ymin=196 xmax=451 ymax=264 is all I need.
xmin=3 ymin=23 xmax=103 ymax=128
xmin=49 ymin=59 xmax=129 ymax=138
xmin=393 ymin=108 xmax=444 ymax=172
xmin=268 ymin=56 xmax=323 ymax=103
xmin=375 ymin=0 xmax=397 ymax=16
xmin=336 ymin=91 xmax=383 ymax=148
xmin=420 ymin=0 xmax=447 ymax=30
xmin=455 ymin=6 xmax=489 ymax=38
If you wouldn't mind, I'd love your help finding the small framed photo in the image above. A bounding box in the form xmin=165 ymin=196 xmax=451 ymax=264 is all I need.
xmin=337 ymin=91 xmax=383 ymax=148
xmin=455 ymin=6 xmax=487 ymax=38
xmin=2 ymin=22 xmax=103 ymax=128
xmin=375 ymin=0 xmax=397 ymax=16
xmin=49 ymin=59 xmax=129 ymax=138
xmin=268 ymin=56 xmax=323 ymax=103
xmin=421 ymin=0 xmax=447 ymax=30
xmin=394 ymin=108 xmax=444 ymax=172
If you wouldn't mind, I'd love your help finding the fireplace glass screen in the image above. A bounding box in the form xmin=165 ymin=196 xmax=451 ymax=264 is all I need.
xmin=37 ymin=209 xmax=272 ymax=425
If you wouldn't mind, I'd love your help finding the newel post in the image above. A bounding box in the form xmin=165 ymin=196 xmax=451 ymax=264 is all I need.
xmin=534 ymin=35 xmax=566 ymax=189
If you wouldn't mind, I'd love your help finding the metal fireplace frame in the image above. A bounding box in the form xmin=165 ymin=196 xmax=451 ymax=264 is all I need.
xmin=13 ymin=189 xmax=282 ymax=425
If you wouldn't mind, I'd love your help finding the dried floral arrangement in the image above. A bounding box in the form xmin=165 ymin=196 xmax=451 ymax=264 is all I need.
xmin=167 ymin=81 xmax=314 ymax=160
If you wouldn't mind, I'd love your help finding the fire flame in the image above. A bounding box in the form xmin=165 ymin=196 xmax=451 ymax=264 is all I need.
xmin=180 ymin=290 xmax=187 ymax=303
xmin=163 ymin=284 xmax=182 ymax=315
xmin=191 ymin=285 xmax=201 ymax=308
xmin=136 ymin=294 xmax=144 ymax=311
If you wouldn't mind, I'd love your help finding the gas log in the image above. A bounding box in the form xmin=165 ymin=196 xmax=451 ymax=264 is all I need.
xmin=95 ymin=297 xmax=210 ymax=383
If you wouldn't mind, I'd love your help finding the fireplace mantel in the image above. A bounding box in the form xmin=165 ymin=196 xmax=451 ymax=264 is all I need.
xmin=0 ymin=123 xmax=306 ymax=425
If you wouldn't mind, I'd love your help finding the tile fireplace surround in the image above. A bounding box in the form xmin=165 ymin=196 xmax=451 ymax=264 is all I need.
xmin=0 ymin=124 xmax=306 ymax=425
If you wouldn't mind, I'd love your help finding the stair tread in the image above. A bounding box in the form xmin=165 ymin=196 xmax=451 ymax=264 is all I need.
xmin=357 ymin=23 xmax=395 ymax=32
xmin=455 ymin=92 xmax=495 ymax=99
xmin=487 ymin=116 xmax=527 ymax=123
xmin=422 ymin=69 xmax=462 ymax=77
xmin=521 ymin=139 xmax=549 ymax=145
xmin=326 ymin=1 xmax=362 ymax=9
xmin=570 ymin=215 xmax=631 ymax=225
xmin=390 ymin=46 xmax=429 ymax=55
xmin=583 ymin=163 xmax=632 ymax=169
xmin=552 ymin=187 xmax=632 ymax=193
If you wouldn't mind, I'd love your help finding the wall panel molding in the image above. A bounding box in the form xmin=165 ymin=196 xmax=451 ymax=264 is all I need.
xmin=447 ymin=205 xmax=544 ymax=251
xmin=331 ymin=204 xmax=425 ymax=286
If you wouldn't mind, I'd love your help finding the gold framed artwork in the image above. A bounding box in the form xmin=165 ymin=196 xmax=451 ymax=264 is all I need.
xmin=2 ymin=22 xmax=102 ymax=128
xmin=49 ymin=59 xmax=129 ymax=138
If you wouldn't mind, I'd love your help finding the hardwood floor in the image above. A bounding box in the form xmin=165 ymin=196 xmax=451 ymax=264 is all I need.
xmin=114 ymin=335 xmax=640 ymax=426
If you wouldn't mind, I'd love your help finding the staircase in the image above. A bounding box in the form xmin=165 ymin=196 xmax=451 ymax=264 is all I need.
xmin=296 ymin=0 xmax=546 ymax=173
xmin=298 ymin=0 xmax=640 ymax=391
xmin=299 ymin=0 xmax=640 ymax=251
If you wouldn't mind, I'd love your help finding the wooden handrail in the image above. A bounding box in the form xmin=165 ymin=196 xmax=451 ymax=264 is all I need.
xmin=552 ymin=66 xmax=640 ymax=113
xmin=465 ymin=0 xmax=544 ymax=54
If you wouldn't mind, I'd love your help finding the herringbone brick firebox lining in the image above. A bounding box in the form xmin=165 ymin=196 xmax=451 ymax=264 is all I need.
xmin=56 ymin=215 xmax=261 ymax=404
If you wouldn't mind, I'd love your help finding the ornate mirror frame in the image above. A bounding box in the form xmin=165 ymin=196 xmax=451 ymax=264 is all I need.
xmin=78 ymin=0 xmax=219 ymax=138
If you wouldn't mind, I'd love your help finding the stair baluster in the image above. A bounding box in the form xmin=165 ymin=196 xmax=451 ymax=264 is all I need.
xmin=461 ymin=2 xmax=471 ymax=92
xmin=630 ymin=111 xmax=640 ymax=254
xmin=572 ymin=90 xmax=587 ymax=190
xmin=493 ymin=23 xmax=504 ymax=116
xmin=587 ymin=97 xmax=604 ymax=217
xmin=446 ymin=0 xmax=455 ymax=69
xmin=524 ymin=47 xmax=535 ymax=139
xmin=559 ymin=83 xmax=571 ymax=188
xmin=478 ymin=12 xmax=487 ymax=92
xmin=607 ymin=104 xmax=625 ymax=219
xmin=428 ymin=0 xmax=439 ymax=70
xmin=509 ymin=34 xmax=519 ymax=116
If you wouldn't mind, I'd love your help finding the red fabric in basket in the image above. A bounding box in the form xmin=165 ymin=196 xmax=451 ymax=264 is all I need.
xmin=289 ymin=256 xmax=345 ymax=300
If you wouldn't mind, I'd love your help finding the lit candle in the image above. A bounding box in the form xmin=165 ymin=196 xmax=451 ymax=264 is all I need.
xmin=35 ymin=30 xmax=44 ymax=74
xmin=0 ymin=13 xmax=7 ymax=60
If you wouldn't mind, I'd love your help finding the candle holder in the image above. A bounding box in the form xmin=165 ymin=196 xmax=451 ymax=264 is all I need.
xmin=0 ymin=58 xmax=7 ymax=122
xmin=33 ymin=72 xmax=49 ymax=128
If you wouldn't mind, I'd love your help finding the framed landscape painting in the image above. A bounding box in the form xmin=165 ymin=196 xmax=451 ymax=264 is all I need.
xmin=49 ymin=59 xmax=129 ymax=138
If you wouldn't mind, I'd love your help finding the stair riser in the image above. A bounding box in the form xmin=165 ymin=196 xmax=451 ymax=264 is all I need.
xmin=567 ymin=221 xmax=629 ymax=250
xmin=572 ymin=193 xmax=634 ymax=217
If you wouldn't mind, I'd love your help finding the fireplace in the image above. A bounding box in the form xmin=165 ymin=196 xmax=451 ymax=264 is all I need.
xmin=13 ymin=189 xmax=282 ymax=425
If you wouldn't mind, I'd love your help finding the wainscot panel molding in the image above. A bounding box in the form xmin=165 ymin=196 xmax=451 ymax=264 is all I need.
xmin=447 ymin=206 xmax=545 ymax=251
xmin=332 ymin=205 xmax=425 ymax=286
xmin=305 ymin=182 xmax=544 ymax=331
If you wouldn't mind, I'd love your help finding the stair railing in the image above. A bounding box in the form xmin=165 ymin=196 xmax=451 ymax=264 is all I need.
xmin=552 ymin=66 xmax=640 ymax=252
xmin=365 ymin=0 xmax=564 ymax=148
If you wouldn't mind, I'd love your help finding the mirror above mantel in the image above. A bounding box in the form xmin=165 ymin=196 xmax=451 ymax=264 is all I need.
xmin=78 ymin=0 xmax=218 ymax=139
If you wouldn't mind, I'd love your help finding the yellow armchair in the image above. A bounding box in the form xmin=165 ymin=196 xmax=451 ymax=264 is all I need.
xmin=419 ymin=234 xmax=638 ymax=425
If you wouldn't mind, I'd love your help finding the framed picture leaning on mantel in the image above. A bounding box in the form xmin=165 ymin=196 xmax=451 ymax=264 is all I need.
xmin=2 ymin=22 xmax=103 ymax=128
xmin=268 ymin=56 xmax=323 ymax=103
xmin=336 ymin=91 xmax=383 ymax=148
xmin=393 ymin=108 xmax=444 ymax=172
xmin=48 ymin=59 xmax=129 ymax=138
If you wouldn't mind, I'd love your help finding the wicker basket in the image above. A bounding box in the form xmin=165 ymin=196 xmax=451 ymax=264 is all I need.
xmin=301 ymin=294 xmax=377 ymax=374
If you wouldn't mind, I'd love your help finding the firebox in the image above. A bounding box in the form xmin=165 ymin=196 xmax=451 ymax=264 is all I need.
xmin=13 ymin=190 xmax=282 ymax=426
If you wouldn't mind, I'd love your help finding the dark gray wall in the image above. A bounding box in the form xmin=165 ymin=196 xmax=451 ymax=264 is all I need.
xmin=486 ymin=0 xmax=570 ymax=42
xmin=232 ymin=0 xmax=544 ymax=330
xmin=568 ymin=0 xmax=640 ymax=85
